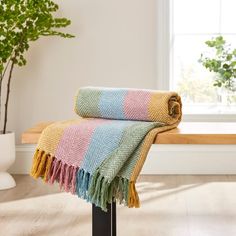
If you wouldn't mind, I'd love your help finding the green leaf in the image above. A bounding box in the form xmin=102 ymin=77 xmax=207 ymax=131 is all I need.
xmin=205 ymin=40 xmax=215 ymax=47
xmin=233 ymin=49 xmax=236 ymax=56
xmin=226 ymin=54 xmax=232 ymax=61
xmin=230 ymin=61 xmax=236 ymax=67
xmin=223 ymin=63 xmax=229 ymax=69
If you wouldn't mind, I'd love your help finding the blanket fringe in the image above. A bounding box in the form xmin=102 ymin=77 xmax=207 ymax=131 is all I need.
xmin=128 ymin=181 xmax=140 ymax=208
xmin=76 ymin=168 xmax=91 ymax=199
xmin=30 ymin=149 xmax=78 ymax=194
xmin=88 ymin=171 xmax=140 ymax=211
xmin=30 ymin=149 xmax=53 ymax=180
xmin=31 ymin=149 xmax=140 ymax=211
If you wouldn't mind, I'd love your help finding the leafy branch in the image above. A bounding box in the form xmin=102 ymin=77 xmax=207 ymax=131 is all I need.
xmin=199 ymin=36 xmax=236 ymax=92
xmin=0 ymin=0 xmax=74 ymax=134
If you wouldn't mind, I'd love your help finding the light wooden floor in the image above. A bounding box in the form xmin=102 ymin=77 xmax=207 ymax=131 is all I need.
xmin=0 ymin=175 xmax=236 ymax=236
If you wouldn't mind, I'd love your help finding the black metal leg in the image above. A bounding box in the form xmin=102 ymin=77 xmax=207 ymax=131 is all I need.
xmin=111 ymin=201 xmax=116 ymax=236
xmin=92 ymin=202 xmax=116 ymax=236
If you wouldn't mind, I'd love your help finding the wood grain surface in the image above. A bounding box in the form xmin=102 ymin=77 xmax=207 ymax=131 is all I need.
xmin=21 ymin=122 xmax=236 ymax=144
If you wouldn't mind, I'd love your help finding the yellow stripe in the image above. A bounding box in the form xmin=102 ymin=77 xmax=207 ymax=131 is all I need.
xmin=37 ymin=119 xmax=84 ymax=156
xmin=130 ymin=123 xmax=179 ymax=181
xmin=148 ymin=92 xmax=182 ymax=125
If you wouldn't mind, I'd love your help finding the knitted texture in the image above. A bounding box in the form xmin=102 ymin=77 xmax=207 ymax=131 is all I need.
xmin=31 ymin=87 xmax=182 ymax=211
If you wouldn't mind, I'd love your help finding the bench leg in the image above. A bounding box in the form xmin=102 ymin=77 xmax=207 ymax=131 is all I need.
xmin=92 ymin=202 xmax=116 ymax=236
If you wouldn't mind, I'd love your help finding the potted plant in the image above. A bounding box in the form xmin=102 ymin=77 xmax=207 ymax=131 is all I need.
xmin=0 ymin=0 xmax=74 ymax=189
xmin=199 ymin=36 xmax=236 ymax=105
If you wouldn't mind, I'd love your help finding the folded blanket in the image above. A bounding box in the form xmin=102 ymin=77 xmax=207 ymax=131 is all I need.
xmin=75 ymin=87 xmax=181 ymax=124
xmin=31 ymin=87 xmax=182 ymax=211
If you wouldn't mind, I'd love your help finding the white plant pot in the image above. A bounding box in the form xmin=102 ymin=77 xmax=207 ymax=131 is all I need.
xmin=0 ymin=132 xmax=16 ymax=190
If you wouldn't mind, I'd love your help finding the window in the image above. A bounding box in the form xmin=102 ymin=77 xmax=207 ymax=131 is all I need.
xmin=169 ymin=0 xmax=236 ymax=115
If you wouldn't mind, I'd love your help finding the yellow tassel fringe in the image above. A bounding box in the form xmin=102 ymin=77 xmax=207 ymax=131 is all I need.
xmin=30 ymin=149 xmax=53 ymax=180
xmin=128 ymin=181 xmax=140 ymax=208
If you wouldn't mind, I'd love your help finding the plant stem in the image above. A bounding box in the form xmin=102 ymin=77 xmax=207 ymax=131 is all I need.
xmin=0 ymin=58 xmax=11 ymax=126
xmin=2 ymin=58 xmax=12 ymax=79
xmin=3 ymin=60 xmax=15 ymax=134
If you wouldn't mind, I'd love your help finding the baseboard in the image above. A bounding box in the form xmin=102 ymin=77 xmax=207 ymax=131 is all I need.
xmin=9 ymin=144 xmax=236 ymax=175
xmin=9 ymin=145 xmax=37 ymax=174
xmin=142 ymin=145 xmax=236 ymax=175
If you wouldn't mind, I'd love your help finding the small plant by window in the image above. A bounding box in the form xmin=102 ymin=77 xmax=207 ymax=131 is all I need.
xmin=199 ymin=36 xmax=236 ymax=92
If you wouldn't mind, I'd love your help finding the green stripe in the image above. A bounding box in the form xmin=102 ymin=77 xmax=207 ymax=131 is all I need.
xmin=98 ymin=122 xmax=157 ymax=180
xmin=76 ymin=88 xmax=101 ymax=118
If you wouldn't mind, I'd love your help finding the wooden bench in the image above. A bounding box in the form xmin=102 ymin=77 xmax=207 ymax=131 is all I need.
xmin=21 ymin=121 xmax=236 ymax=236
xmin=22 ymin=121 xmax=236 ymax=145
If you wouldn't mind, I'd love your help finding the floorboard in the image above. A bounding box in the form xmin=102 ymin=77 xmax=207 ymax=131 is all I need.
xmin=0 ymin=175 xmax=236 ymax=236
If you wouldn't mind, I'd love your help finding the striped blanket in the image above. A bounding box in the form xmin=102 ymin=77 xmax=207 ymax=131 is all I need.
xmin=31 ymin=87 xmax=182 ymax=211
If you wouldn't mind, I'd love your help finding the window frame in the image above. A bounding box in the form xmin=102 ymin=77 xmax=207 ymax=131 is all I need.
xmin=156 ymin=0 xmax=236 ymax=122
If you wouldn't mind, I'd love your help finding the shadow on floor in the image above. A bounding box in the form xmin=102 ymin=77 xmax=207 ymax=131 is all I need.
xmin=0 ymin=174 xmax=235 ymax=204
xmin=135 ymin=175 xmax=236 ymax=205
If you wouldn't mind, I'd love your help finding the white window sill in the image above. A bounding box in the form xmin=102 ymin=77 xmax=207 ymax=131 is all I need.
xmin=180 ymin=103 xmax=236 ymax=122
xmin=182 ymin=114 xmax=236 ymax=122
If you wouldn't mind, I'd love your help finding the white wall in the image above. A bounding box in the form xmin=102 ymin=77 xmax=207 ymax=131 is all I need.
xmin=3 ymin=0 xmax=157 ymax=143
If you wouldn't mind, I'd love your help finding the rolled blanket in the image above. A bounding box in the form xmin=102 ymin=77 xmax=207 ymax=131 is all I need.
xmin=31 ymin=87 xmax=182 ymax=211
xmin=75 ymin=87 xmax=182 ymax=124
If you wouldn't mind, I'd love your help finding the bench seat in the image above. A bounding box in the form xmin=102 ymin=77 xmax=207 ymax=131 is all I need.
xmin=21 ymin=122 xmax=236 ymax=145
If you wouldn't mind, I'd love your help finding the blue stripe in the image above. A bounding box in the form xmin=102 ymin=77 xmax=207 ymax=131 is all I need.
xmin=80 ymin=120 xmax=134 ymax=173
xmin=99 ymin=89 xmax=127 ymax=119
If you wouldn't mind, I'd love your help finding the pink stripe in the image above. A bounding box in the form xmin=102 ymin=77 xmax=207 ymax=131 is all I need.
xmin=49 ymin=159 xmax=61 ymax=184
xmin=47 ymin=158 xmax=78 ymax=194
xmin=124 ymin=91 xmax=151 ymax=120
xmin=71 ymin=167 xmax=78 ymax=194
xmin=55 ymin=119 xmax=108 ymax=167
xmin=64 ymin=164 xmax=70 ymax=192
